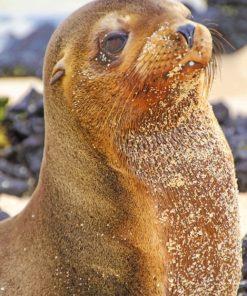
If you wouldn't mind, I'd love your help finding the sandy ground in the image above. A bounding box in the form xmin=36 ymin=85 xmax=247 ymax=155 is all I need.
xmin=0 ymin=46 xmax=247 ymax=236
xmin=0 ymin=77 xmax=43 ymax=104
xmin=210 ymin=46 xmax=247 ymax=116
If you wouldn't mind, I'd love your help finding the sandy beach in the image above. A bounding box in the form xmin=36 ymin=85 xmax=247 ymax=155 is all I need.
xmin=210 ymin=46 xmax=247 ymax=116
xmin=0 ymin=77 xmax=43 ymax=104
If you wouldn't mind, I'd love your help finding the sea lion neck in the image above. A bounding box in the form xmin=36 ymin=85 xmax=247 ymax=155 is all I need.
xmin=25 ymin=88 xmax=170 ymax=295
xmin=37 ymin=86 xmax=125 ymax=210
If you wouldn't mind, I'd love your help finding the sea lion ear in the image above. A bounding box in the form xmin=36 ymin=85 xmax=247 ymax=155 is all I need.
xmin=50 ymin=58 xmax=65 ymax=85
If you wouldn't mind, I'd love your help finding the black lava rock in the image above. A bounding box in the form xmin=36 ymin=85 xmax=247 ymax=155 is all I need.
xmin=213 ymin=102 xmax=247 ymax=192
xmin=191 ymin=2 xmax=247 ymax=53
xmin=22 ymin=136 xmax=44 ymax=177
xmin=208 ymin=0 xmax=247 ymax=5
xmin=212 ymin=102 xmax=231 ymax=125
xmin=238 ymin=235 xmax=247 ymax=294
xmin=4 ymin=88 xmax=44 ymax=145
xmin=0 ymin=211 xmax=10 ymax=221
xmin=0 ymin=159 xmax=29 ymax=180
xmin=0 ymin=174 xmax=29 ymax=197
xmin=0 ymin=88 xmax=44 ymax=196
xmin=0 ymin=22 xmax=56 ymax=77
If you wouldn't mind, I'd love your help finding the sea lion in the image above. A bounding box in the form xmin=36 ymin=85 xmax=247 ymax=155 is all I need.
xmin=0 ymin=0 xmax=242 ymax=295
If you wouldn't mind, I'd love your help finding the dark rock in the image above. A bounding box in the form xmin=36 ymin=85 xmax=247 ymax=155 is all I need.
xmin=30 ymin=117 xmax=44 ymax=134
xmin=212 ymin=102 xmax=230 ymax=125
xmin=243 ymin=235 xmax=247 ymax=254
xmin=12 ymin=120 xmax=32 ymax=138
xmin=0 ymin=32 xmax=18 ymax=53
xmin=0 ymin=146 xmax=18 ymax=161
xmin=213 ymin=102 xmax=247 ymax=192
xmin=237 ymin=173 xmax=247 ymax=193
xmin=222 ymin=126 xmax=235 ymax=136
xmin=0 ymin=159 xmax=29 ymax=180
xmin=238 ymin=235 xmax=247 ymax=294
xmin=239 ymin=279 xmax=247 ymax=289
xmin=0 ymin=22 xmax=56 ymax=77
xmin=227 ymin=134 xmax=247 ymax=155
xmin=235 ymin=117 xmax=247 ymax=135
xmin=208 ymin=0 xmax=247 ymax=5
xmin=0 ymin=88 xmax=44 ymax=195
xmin=27 ymin=99 xmax=44 ymax=117
xmin=236 ymin=161 xmax=247 ymax=174
xmin=0 ymin=211 xmax=10 ymax=221
xmin=239 ymin=281 xmax=247 ymax=294
xmin=243 ymin=262 xmax=247 ymax=279
xmin=22 ymin=134 xmax=44 ymax=149
xmin=22 ymin=136 xmax=44 ymax=176
xmin=8 ymin=88 xmax=43 ymax=114
xmin=0 ymin=174 xmax=29 ymax=197
xmin=4 ymin=88 xmax=44 ymax=145
xmin=24 ymin=148 xmax=43 ymax=177
xmin=194 ymin=2 xmax=247 ymax=52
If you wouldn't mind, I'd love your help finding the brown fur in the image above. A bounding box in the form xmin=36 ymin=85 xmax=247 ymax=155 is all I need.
xmin=0 ymin=0 xmax=242 ymax=295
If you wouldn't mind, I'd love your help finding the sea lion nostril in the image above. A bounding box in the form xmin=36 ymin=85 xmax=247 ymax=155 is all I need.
xmin=177 ymin=24 xmax=195 ymax=49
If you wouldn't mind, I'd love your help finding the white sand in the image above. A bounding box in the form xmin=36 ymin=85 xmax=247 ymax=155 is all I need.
xmin=210 ymin=46 xmax=247 ymax=116
xmin=0 ymin=77 xmax=43 ymax=105
xmin=0 ymin=195 xmax=29 ymax=217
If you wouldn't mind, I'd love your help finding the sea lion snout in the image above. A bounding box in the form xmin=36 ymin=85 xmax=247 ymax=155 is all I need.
xmin=176 ymin=23 xmax=195 ymax=48
xmin=171 ymin=20 xmax=213 ymax=68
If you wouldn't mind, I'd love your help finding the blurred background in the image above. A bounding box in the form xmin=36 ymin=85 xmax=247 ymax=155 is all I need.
xmin=0 ymin=0 xmax=247 ymax=293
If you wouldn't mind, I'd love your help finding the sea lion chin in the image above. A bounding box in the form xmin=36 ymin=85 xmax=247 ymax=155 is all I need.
xmin=0 ymin=0 xmax=241 ymax=295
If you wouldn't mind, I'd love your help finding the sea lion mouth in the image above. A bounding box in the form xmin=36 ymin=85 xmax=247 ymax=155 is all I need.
xmin=164 ymin=60 xmax=205 ymax=79
xmin=183 ymin=60 xmax=204 ymax=70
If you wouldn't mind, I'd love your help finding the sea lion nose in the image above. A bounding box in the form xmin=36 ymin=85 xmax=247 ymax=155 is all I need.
xmin=176 ymin=23 xmax=195 ymax=48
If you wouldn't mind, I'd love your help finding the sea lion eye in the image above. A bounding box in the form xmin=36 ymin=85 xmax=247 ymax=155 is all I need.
xmin=103 ymin=32 xmax=128 ymax=55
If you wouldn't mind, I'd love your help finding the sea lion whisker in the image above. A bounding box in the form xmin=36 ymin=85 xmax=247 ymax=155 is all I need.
xmin=202 ymin=20 xmax=219 ymax=27
xmin=204 ymin=56 xmax=216 ymax=94
xmin=100 ymin=83 xmax=123 ymax=132
xmin=113 ymin=78 xmax=141 ymax=132
xmin=201 ymin=28 xmax=224 ymax=93
xmin=141 ymin=48 xmax=163 ymax=77
xmin=209 ymin=27 xmax=235 ymax=53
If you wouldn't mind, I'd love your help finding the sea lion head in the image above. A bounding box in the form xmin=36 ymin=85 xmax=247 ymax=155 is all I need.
xmin=45 ymin=0 xmax=213 ymax=160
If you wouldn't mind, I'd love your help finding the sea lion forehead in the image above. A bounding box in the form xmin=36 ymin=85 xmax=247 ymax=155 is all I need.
xmin=87 ymin=0 xmax=189 ymax=18
xmin=154 ymin=0 xmax=190 ymax=15
xmin=95 ymin=12 xmax=132 ymax=32
xmin=91 ymin=0 xmax=191 ymax=36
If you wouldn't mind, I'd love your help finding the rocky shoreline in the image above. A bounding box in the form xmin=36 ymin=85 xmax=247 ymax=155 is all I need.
xmin=0 ymin=89 xmax=43 ymax=197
